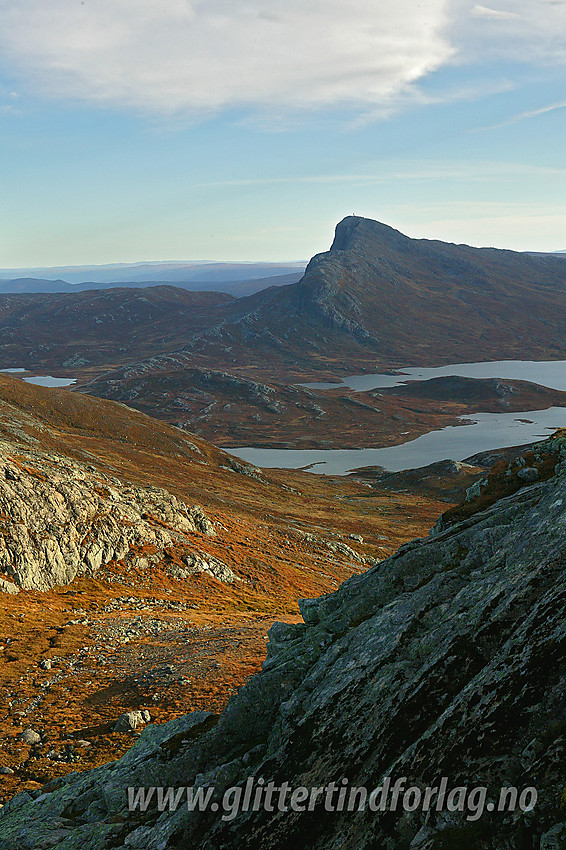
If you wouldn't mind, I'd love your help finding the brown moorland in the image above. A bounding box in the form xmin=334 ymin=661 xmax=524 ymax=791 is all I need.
xmin=0 ymin=374 xmax=446 ymax=800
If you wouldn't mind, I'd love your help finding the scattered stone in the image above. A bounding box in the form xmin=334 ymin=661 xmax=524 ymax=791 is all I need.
xmin=348 ymin=533 xmax=364 ymax=543
xmin=326 ymin=539 xmax=363 ymax=561
xmin=0 ymin=767 xmax=14 ymax=775
xmin=20 ymin=729 xmax=41 ymax=745
xmin=517 ymin=466 xmax=539 ymax=482
xmin=168 ymin=553 xmax=239 ymax=584
xmin=113 ymin=710 xmax=150 ymax=732
xmin=39 ymin=659 xmax=52 ymax=671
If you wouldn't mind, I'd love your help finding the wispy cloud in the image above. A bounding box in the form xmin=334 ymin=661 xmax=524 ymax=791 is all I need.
xmin=0 ymin=88 xmax=19 ymax=116
xmin=453 ymin=0 xmax=566 ymax=65
xmin=201 ymin=160 xmax=566 ymax=188
xmin=471 ymin=4 xmax=520 ymax=19
xmin=474 ymin=99 xmax=566 ymax=130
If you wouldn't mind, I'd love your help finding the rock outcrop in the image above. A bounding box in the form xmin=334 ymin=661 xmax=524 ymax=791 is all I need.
xmin=1 ymin=434 xmax=565 ymax=848
xmin=0 ymin=441 xmax=215 ymax=593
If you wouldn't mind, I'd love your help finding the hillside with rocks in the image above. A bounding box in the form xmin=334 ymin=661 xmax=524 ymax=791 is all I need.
xmin=0 ymin=446 xmax=216 ymax=594
xmin=0 ymin=428 xmax=564 ymax=848
xmin=81 ymin=365 xmax=566 ymax=449
xmin=0 ymin=286 xmax=235 ymax=376
xmin=0 ymin=373 xmax=444 ymax=806
xmin=5 ymin=216 xmax=566 ymax=388
xmin=68 ymin=215 xmax=566 ymax=446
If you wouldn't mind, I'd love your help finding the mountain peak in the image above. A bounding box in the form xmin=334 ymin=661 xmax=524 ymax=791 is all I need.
xmin=329 ymin=215 xmax=410 ymax=253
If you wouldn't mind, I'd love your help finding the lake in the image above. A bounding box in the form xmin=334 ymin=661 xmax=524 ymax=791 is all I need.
xmin=229 ymin=359 xmax=566 ymax=475
xmin=0 ymin=369 xmax=75 ymax=387
xmin=301 ymin=359 xmax=566 ymax=392
xmin=23 ymin=376 xmax=76 ymax=387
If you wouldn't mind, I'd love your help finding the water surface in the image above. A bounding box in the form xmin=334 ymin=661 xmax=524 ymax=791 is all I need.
xmin=228 ymin=407 xmax=566 ymax=475
xmin=302 ymin=359 xmax=566 ymax=392
xmin=23 ymin=376 xmax=76 ymax=387
xmin=0 ymin=368 xmax=76 ymax=387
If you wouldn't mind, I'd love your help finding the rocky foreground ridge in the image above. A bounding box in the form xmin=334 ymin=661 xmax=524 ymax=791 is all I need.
xmin=1 ymin=434 xmax=564 ymax=848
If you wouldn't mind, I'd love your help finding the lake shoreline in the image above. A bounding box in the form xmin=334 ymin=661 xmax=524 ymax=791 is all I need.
xmin=227 ymin=359 xmax=566 ymax=475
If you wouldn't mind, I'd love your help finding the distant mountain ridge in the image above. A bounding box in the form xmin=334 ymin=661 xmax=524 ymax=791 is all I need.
xmin=7 ymin=216 xmax=566 ymax=443
xmin=0 ymin=261 xmax=306 ymax=287
xmin=0 ymin=271 xmax=304 ymax=297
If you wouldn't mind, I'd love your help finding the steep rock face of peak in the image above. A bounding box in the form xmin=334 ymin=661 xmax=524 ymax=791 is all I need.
xmin=329 ymin=215 xmax=410 ymax=254
xmin=2 ymin=434 xmax=565 ymax=848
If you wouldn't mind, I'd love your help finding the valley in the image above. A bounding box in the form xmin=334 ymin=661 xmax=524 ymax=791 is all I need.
xmin=0 ymin=216 xmax=565 ymax=848
xmin=3 ymin=217 xmax=566 ymax=456
xmin=0 ymin=372 xmax=445 ymax=802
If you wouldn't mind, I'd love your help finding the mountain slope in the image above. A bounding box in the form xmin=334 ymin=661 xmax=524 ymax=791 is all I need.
xmin=7 ymin=216 xmax=566 ymax=450
xmin=0 ymin=374 xmax=444 ymax=801
xmin=1 ymin=430 xmax=564 ymax=848
xmin=76 ymin=215 xmax=566 ymax=399
xmin=174 ymin=215 xmax=566 ymax=375
xmin=8 ymin=216 xmax=566 ymax=384
xmin=0 ymin=286 xmax=234 ymax=373
xmin=58 ymin=216 xmax=566 ymax=445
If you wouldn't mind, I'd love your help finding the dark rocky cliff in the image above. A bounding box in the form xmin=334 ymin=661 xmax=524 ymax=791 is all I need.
xmin=1 ymin=434 xmax=565 ymax=849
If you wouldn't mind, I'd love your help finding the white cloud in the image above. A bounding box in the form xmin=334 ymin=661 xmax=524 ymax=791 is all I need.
xmin=475 ymin=99 xmax=566 ymax=130
xmin=1 ymin=0 xmax=565 ymax=120
xmin=0 ymin=0 xmax=454 ymax=116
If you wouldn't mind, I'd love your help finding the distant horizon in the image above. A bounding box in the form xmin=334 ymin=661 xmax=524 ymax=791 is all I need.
xmin=0 ymin=259 xmax=308 ymax=276
xmin=1 ymin=233 xmax=565 ymax=279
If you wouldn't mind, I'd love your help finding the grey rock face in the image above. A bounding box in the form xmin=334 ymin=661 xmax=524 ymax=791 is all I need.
xmin=540 ymin=823 xmax=566 ymax=850
xmin=1 ymin=437 xmax=566 ymax=848
xmin=0 ymin=441 xmax=215 ymax=592
xmin=540 ymin=823 xmax=566 ymax=849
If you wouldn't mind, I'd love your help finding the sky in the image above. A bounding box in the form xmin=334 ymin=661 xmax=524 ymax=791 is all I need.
xmin=1 ymin=0 xmax=566 ymax=267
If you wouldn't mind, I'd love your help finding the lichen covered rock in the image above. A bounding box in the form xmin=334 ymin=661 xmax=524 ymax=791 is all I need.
xmin=0 ymin=442 xmax=215 ymax=592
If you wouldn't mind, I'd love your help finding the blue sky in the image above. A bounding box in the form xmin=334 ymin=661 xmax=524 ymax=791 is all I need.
xmin=1 ymin=0 xmax=566 ymax=267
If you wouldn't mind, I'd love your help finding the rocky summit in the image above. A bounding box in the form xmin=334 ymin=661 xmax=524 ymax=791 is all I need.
xmin=1 ymin=433 xmax=564 ymax=849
